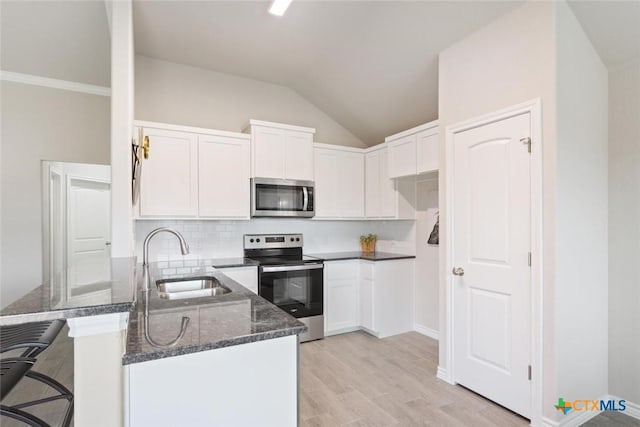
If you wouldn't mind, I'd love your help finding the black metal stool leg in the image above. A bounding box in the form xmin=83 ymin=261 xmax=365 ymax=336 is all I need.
xmin=0 ymin=404 xmax=50 ymax=426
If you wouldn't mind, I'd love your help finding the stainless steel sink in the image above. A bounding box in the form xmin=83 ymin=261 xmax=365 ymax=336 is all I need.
xmin=156 ymin=278 xmax=231 ymax=300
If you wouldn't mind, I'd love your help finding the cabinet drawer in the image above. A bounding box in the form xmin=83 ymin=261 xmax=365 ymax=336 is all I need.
xmin=326 ymin=260 xmax=359 ymax=281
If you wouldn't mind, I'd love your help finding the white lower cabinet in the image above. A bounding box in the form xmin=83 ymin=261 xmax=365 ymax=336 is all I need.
xmin=324 ymin=260 xmax=360 ymax=335
xmin=361 ymin=259 xmax=414 ymax=338
xmin=218 ymin=266 xmax=257 ymax=294
xmin=324 ymin=259 xmax=414 ymax=338
xmin=126 ymin=335 xmax=297 ymax=427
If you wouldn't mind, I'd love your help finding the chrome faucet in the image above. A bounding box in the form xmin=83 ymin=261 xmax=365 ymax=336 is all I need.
xmin=143 ymin=227 xmax=190 ymax=267
xmin=141 ymin=227 xmax=190 ymax=347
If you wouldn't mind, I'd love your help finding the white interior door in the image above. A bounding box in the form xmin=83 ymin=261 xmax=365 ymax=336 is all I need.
xmin=452 ymin=112 xmax=531 ymax=418
xmin=67 ymin=176 xmax=111 ymax=292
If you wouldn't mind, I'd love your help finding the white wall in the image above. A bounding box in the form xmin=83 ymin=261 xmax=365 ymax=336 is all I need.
xmin=414 ymin=179 xmax=439 ymax=336
xmin=135 ymin=219 xmax=415 ymax=263
xmin=1 ymin=82 xmax=110 ymax=308
xmin=135 ymin=55 xmax=366 ymax=148
xmin=554 ymin=0 xmax=609 ymax=409
xmin=437 ymin=2 xmax=557 ymax=421
xmin=608 ymin=60 xmax=640 ymax=405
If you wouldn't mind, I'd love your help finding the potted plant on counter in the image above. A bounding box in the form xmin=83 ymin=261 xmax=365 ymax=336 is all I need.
xmin=360 ymin=234 xmax=377 ymax=253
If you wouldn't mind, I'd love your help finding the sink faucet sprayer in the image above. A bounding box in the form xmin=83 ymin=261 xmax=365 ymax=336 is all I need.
xmin=142 ymin=227 xmax=191 ymax=348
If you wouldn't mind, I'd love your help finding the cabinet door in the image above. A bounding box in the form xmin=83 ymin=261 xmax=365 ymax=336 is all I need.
xmin=416 ymin=130 xmax=439 ymax=174
xmin=325 ymin=261 xmax=360 ymax=334
xmin=365 ymin=151 xmax=381 ymax=217
xmin=337 ymin=152 xmax=364 ymax=218
xmin=139 ymin=128 xmax=198 ymax=217
xmin=284 ymin=131 xmax=314 ymax=181
xmin=198 ymin=135 xmax=250 ymax=218
xmin=314 ymin=148 xmax=339 ymax=218
xmin=378 ymin=149 xmax=396 ymax=218
xmin=253 ymin=126 xmax=285 ymax=178
xmin=388 ymin=134 xmax=417 ymax=178
xmin=220 ymin=266 xmax=257 ymax=294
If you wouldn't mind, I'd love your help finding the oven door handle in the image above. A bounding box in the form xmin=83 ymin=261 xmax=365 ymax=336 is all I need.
xmin=302 ymin=186 xmax=309 ymax=212
xmin=261 ymin=263 xmax=323 ymax=273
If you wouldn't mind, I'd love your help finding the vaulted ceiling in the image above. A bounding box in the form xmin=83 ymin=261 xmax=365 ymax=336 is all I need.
xmin=134 ymin=1 xmax=522 ymax=144
xmin=134 ymin=0 xmax=640 ymax=145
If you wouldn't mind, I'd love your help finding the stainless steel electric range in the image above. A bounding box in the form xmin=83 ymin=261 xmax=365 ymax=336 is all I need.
xmin=244 ymin=234 xmax=323 ymax=342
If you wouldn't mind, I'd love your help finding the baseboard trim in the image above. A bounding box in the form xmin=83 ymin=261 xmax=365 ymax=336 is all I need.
xmin=0 ymin=70 xmax=111 ymax=97
xmin=325 ymin=326 xmax=361 ymax=337
xmin=607 ymin=395 xmax=640 ymax=420
xmin=625 ymin=400 xmax=640 ymax=420
xmin=414 ymin=324 xmax=439 ymax=340
xmin=436 ymin=366 xmax=454 ymax=384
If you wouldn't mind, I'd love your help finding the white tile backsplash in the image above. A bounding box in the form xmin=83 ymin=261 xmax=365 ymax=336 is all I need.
xmin=135 ymin=218 xmax=416 ymax=262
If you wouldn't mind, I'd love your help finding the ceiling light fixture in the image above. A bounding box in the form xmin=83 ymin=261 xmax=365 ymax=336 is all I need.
xmin=268 ymin=0 xmax=293 ymax=16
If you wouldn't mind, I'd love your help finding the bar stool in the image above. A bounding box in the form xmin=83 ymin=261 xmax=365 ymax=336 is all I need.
xmin=1 ymin=320 xmax=65 ymax=357
xmin=0 ymin=320 xmax=73 ymax=426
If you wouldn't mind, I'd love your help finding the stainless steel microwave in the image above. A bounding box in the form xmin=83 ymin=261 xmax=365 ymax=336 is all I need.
xmin=251 ymin=178 xmax=315 ymax=218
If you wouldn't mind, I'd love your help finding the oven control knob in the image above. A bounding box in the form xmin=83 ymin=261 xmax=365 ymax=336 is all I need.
xmin=296 ymin=238 xmax=300 ymax=242
xmin=256 ymin=238 xmax=261 ymax=243
xmin=290 ymin=237 xmax=294 ymax=242
xmin=250 ymin=239 xmax=254 ymax=243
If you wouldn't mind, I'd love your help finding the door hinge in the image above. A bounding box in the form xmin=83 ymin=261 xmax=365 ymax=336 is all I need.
xmin=528 ymin=365 xmax=532 ymax=381
xmin=528 ymin=252 xmax=532 ymax=267
xmin=520 ymin=137 xmax=531 ymax=153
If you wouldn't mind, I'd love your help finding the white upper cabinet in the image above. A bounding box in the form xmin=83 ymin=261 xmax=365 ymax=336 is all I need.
xmin=386 ymin=120 xmax=439 ymax=178
xmin=314 ymin=144 xmax=364 ymax=219
xmin=138 ymin=127 xmax=198 ymax=217
xmin=416 ymin=128 xmax=439 ymax=174
xmin=251 ymin=126 xmax=285 ymax=179
xmin=246 ymin=120 xmax=315 ymax=181
xmin=198 ymin=134 xmax=250 ymax=219
xmin=284 ymin=130 xmax=314 ymax=181
xmin=365 ymin=144 xmax=414 ymax=220
xmin=136 ymin=121 xmax=250 ymax=219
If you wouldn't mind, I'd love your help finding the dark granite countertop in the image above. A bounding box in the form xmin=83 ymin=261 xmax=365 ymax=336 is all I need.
xmin=0 ymin=257 xmax=136 ymax=326
xmin=124 ymin=260 xmax=306 ymax=365
xmin=306 ymin=251 xmax=416 ymax=262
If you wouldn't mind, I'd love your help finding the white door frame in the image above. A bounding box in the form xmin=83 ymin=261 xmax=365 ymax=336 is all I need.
xmin=442 ymin=98 xmax=543 ymax=426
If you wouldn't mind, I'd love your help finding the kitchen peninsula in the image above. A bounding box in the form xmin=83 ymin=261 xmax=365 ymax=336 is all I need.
xmin=1 ymin=257 xmax=307 ymax=427
xmin=125 ymin=260 xmax=306 ymax=426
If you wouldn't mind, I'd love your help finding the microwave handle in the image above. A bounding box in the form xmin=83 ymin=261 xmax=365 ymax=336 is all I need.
xmin=302 ymin=187 xmax=309 ymax=211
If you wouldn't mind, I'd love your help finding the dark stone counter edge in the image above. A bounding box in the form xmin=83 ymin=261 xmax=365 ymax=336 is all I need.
xmin=122 ymin=324 xmax=307 ymax=365
xmin=0 ymin=301 xmax=135 ymax=326
xmin=307 ymin=253 xmax=416 ymax=262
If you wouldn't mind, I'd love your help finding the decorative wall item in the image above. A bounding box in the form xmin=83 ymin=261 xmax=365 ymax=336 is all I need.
xmin=428 ymin=214 xmax=439 ymax=245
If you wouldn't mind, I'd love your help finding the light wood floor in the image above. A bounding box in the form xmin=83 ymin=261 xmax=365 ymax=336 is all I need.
xmin=3 ymin=326 xmax=638 ymax=426
xmin=300 ymin=331 xmax=530 ymax=427
xmin=2 ymin=324 xmax=74 ymax=427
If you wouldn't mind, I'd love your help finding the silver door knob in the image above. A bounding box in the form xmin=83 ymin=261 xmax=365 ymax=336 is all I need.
xmin=452 ymin=267 xmax=465 ymax=276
